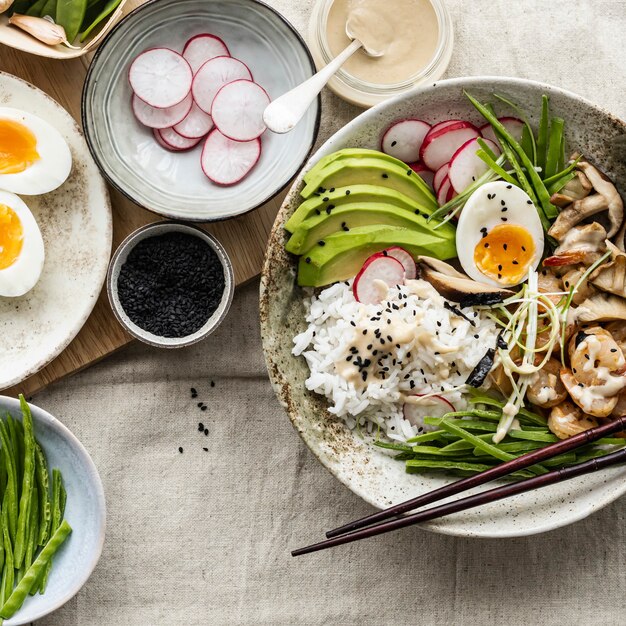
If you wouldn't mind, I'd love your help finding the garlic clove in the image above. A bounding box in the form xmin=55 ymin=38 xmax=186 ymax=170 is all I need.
xmin=8 ymin=14 xmax=80 ymax=49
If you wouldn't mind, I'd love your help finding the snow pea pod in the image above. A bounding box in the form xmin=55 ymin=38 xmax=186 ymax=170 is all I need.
xmin=40 ymin=0 xmax=57 ymax=17
xmin=37 ymin=468 xmax=61 ymax=594
xmin=56 ymin=0 xmax=87 ymax=43
xmin=80 ymin=0 xmax=122 ymax=41
xmin=0 ymin=420 xmax=18 ymax=545
xmin=0 ymin=506 xmax=14 ymax=608
xmin=34 ymin=443 xmax=51 ymax=546
xmin=536 ymin=95 xmax=550 ymax=171
xmin=25 ymin=0 xmax=48 ymax=15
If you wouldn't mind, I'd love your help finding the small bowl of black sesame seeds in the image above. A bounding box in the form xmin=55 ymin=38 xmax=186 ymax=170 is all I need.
xmin=107 ymin=222 xmax=234 ymax=348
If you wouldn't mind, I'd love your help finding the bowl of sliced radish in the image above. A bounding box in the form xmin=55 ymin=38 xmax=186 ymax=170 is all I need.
xmin=82 ymin=0 xmax=320 ymax=221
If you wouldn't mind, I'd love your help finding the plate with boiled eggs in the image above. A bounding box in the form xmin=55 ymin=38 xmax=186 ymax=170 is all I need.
xmin=0 ymin=72 xmax=112 ymax=391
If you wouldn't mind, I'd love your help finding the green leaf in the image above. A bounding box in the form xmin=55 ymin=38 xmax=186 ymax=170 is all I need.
xmin=80 ymin=0 xmax=125 ymax=42
xmin=56 ymin=0 xmax=88 ymax=43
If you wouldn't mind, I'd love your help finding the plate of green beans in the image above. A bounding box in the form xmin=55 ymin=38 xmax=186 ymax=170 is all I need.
xmin=0 ymin=395 xmax=105 ymax=625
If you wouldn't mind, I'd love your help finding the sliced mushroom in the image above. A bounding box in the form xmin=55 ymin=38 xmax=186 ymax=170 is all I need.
xmin=418 ymin=257 xmax=514 ymax=307
xmin=589 ymin=241 xmax=626 ymax=297
xmin=561 ymin=267 xmax=598 ymax=305
xmin=605 ymin=320 xmax=626 ymax=354
xmin=548 ymin=195 xmax=609 ymax=240
xmin=543 ymin=222 xmax=607 ymax=267
xmin=574 ymin=292 xmax=626 ymax=322
xmin=549 ymin=171 xmax=593 ymax=208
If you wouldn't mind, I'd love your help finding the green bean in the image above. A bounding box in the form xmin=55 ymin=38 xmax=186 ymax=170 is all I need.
xmin=542 ymin=452 xmax=577 ymax=467
xmin=467 ymin=393 xmax=548 ymax=426
xmin=0 ymin=506 xmax=13 ymax=608
xmin=35 ymin=444 xmax=51 ymax=546
xmin=373 ymin=441 xmax=413 ymax=453
xmin=509 ymin=429 xmax=559 ymax=443
xmin=56 ymin=0 xmax=88 ymax=43
xmin=475 ymin=147 xmax=518 ymax=185
xmin=38 ymin=469 xmax=62 ymax=594
xmin=427 ymin=410 xmax=502 ymax=422
xmin=410 ymin=445 xmax=467 ymax=457
xmin=26 ymin=0 xmax=49 ymax=16
xmin=405 ymin=430 xmax=449 ymax=444
xmin=406 ymin=459 xmax=495 ymax=473
xmin=80 ymin=0 xmax=123 ymax=42
xmin=545 ymin=117 xmax=565 ymax=179
xmin=7 ymin=415 xmax=22 ymax=494
xmin=23 ymin=483 xmax=39 ymax=574
xmin=0 ymin=434 xmax=6 ymax=503
xmin=440 ymin=433 xmax=494 ymax=452
xmin=0 ymin=421 xmax=18 ymax=545
xmin=0 ymin=520 xmax=72 ymax=619
xmin=547 ymin=171 xmax=575 ymax=195
xmin=536 ymin=95 xmax=550 ymax=172
xmin=14 ymin=396 xmax=35 ymax=570
xmin=493 ymin=93 xmax=537 ymax=165
xmin=473 ymin=441 xmax=543 ymax=455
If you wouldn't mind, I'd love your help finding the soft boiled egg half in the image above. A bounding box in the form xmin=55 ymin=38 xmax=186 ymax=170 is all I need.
xmin=456 ymin=181 xmax=544 ymax=287
xmin=0 ymin=107 xmax=72 ymax=195
xmin=0 ymin=190 xmax=44 ymax=297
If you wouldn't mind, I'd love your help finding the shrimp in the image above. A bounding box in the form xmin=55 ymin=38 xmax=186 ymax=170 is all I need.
xmin=548 ymin=400 xmax=598 ymax=439
xmin=527 ymin=357 xmax=567 ymax=408
xmin=561 ymin=327 xmax=626 ymax=417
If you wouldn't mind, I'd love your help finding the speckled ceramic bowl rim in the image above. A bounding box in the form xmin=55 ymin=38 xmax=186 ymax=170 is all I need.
xmin=0 ymin=72 xmax=113 ymax=392
xmin=107 ymin=221 xmax=235 ymax=348
xmin=260 ymin=75 xmax=626 ymax=539
xmin=0 ymin=396 xmax=106 ymax=625
xmin=80 ymin=0 xmax=322 ymax=223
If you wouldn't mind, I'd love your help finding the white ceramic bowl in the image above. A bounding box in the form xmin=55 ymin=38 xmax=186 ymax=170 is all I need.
xmin=0 ymin=396 xmax=106 ymax=625
xmin=82 ymin=0 xmax=321 ymax=221
xmin=261 ymin=76 xmax=626 ymax=538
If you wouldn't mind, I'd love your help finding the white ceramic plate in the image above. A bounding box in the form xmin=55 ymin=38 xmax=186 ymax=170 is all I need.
xmin=261 ymin=77 xmax=626 ymax=538
xmin=0 ymin=396 xmax=106 ymax=625
xmin=0 ymin=72 xmax=112 ymax=391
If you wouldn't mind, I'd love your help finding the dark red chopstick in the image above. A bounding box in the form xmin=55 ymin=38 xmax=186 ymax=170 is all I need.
xmin=293 ymin=446 xmax=626 ymax=556
xmin=325 ymin=416 xmax=626 ymax=539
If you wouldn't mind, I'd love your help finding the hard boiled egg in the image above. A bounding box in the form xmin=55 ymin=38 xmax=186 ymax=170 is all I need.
xmin=456 ymin=181 xmax=544 ymax=287
xmin=0 ymin=107 xmax=72 ymax=195
xmin=0 ymin=190 xmax=44 ymax=297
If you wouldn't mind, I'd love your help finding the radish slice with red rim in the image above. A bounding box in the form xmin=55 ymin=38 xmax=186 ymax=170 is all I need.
xmin=157 ymin=127 xmax=203 ymax=151
xmin=408 ymin=163 xmax=434 ymax=190
xmin=480 ymin=117 xmax=524 ymax=146
xmin=433 ymin=163 xmax=449 ymax=194
xmin=384 ymin=247 xmax=416 ymax=280
xmin=183 ymin=33 xmax=230 ymax=73
xmin=429 ymin=119 xmax=465 ymax=134
xmin=436 ymin=176 xmax=452 ymax=206
xmin=381 ymin=119 xmax=430 ymax=163
xmin=153 ymin=129 xmax=184 ymax=151
xmin=211 ymin=79 xmax=270 ymax=142
xmin=191 ymin=56 xmax=252 ymax=114
xmin=201 ymin=129 xmax=261 ymax=185
xmin=353 ymin=253 xmax=405 ymax=305
xmin=448 ymin=137 xmax=501 ymax=194
xmin=419 ymin=121 xmax=481 ymax=171
xmin=403 ymin=394 xmax=456 ymax=428
xmin=173 ymin=103 xmax=214 ymax=139
xmin=129 ymin=48 xmax=193 ymax=109
xmin=132 ymin=92 xmax=192 ymax=129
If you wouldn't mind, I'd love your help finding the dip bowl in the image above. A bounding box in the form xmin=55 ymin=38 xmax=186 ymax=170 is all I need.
xmin=260 ymin=76 xmax=626 ymax=538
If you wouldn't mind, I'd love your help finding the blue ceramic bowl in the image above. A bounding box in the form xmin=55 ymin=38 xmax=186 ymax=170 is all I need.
xmin=82 ymin=0 xmax=321 ymax=221
xmin=0 ymin=396 xmax=105 ymax=625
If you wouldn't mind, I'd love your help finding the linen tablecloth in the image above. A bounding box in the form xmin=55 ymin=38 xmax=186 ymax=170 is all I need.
xmin=35 ymin=0 xmax=626 ymax=623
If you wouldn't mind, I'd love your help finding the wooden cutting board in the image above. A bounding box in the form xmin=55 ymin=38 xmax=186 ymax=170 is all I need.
xmin=1 ymin=0 xmax=285 ymax=398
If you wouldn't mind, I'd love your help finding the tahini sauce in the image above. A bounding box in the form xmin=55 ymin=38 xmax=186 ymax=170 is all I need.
xmin=326 ymin=0 xmax=439 ymax=85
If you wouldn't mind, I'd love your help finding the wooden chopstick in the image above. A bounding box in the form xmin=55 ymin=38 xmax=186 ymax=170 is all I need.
xmin=324 ymin=415 xmax=626 ymax=540
xmin=292 ymin=446 xmax=626 ymax=556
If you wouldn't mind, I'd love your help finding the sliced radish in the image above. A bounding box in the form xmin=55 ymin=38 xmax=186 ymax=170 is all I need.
xmin=448 ymin=137 xmax=501 ymax=194
xmin=157 ymin=127 xmax=203 ymax=151
xmin=201 ymin=129 xmax=261 ymax=185
xmin=173 ymin=103 xmax=214 ymax=139
xmin=429 ymin=119 xmax=466 ymax=134
xmin=420 ymin=121 xmax=481 ymax=171
xmin=446 ymin=182 xmax=456 ymax=202
xmin=408 ymin=163 xmax=434 ymax=190
xmin=480 ymin=117 xmax=524 ymax=146
xmin=129 ymin=48 xmax=193 ymax=109
xmin=433 ymin=163 xmax=449 ymax=194
xmin=437 ymin=176 xmax=452 ymax=206
xmin=192 ymin=56 xmax=252 ymax=114
xmin=403 ymin=394 xmax=456 ymax=428
xmin=131 ymin=92 xmax=192 ymax=129
xmin=211 ymin=79 xmax=269 ymax=142
xmin=183 ymin=33 xmax=230 ymax=74
xmin=153 ymin=129 xmax=184 ymax=151
xmin=353 ymin=253 xmax=405 ymax=305
xmin=381 ymin=119 xmax=430 ymax=163
xmin=384 ymin=247 xmax=417 ymax=280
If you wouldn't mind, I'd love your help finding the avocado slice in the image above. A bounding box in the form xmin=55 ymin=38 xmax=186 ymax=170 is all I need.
xmin=284 ymin=184 xmax=434 ymax=233
xmin=301 ymin=157 xmax=437 ymax=212
xmin=303 ymin=148 xmax=404 ymax=184
xmin=286 ymin=202 xmax=456 ymax=255
xmin=297 ymin=225 xmax=457 ymax=287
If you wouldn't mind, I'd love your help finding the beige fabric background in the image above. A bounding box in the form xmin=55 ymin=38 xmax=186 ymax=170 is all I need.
xmin=35 ymin=0 xmax=626 ymax=624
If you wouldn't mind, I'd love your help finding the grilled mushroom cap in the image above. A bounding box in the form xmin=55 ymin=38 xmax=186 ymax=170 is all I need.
xmin=574 ymin=293 xmax=626 ymax=322
xmin=417 ymin=256 xmax=514 ymax=307
xmin=589 ymin=242 xmax=626 ymax=297
xmin=549 ymin=170 xmax=593 ymax=208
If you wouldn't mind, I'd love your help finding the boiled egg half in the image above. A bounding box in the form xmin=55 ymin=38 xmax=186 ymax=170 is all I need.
xmin=456 ymin=181 xmax=544 ymax=287
xmin=0 ymin=190 xmax=44 ymax=297
xmin=0 ymin=107 xmax=72 ymax=195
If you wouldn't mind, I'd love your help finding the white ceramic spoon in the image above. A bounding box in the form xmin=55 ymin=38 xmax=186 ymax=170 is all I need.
xmin=263 ymin=19 xmax=384 ymax=134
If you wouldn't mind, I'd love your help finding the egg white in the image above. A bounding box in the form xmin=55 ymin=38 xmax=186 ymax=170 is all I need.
xmin=456 ymin=181 xmax=544 ymax=287
xmin=0 ymin=190 xmax=44 ymax=298
xmin=0 ymin=107 xmax=72 ymax=195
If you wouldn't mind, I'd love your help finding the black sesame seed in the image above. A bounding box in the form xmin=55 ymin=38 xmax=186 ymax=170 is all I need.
xmin=484 ymin=243 xmax=489 ymax=248
xmin=203 ymin=447 xmax=208 ymax=452
xmin=498 ymin=264 xmax=503 ymax=271
xmin=406 ymin=169 xmax=412 ymax=176
xmin=501 ymin=200 xmax=506 ymax=206
xmin=350 ymin=320 xmax=356 ymax=327
xmin=178 ymin=447 xmax=183 ymax=453
xmin=315 ymin=209 xmax=321 ymax=215
xmin=382 ymin=173 xmax=389 ymax=179
xmin=391 ymin=140 xmax=397 ymax=147
xmin=318 ymin=240 xmax=326 ymax=246
xmin=611 ymin=348 xmax=618 ymax=353
xmin=527 ymin=200 xmax=533 ymax=204
xmin=197 ymin=402 xmax=203 ymax=408
xmin=201 ymin=406 xmax=207 ymax=412
xmin=512 ymin=260 xmax=519 ymax=265
xmin=498 ymin=273 xmax=502 ymax=279
xmin=506 ymin=184 xmax=512 ymax=189
xmin=329 ymin=188 xmax=335 ymax=192
xmin=501 ymin=207 xmax=508 ymax=212
xmin=198 ymin=422 xmax=204 ymax=431
xmin=501 ymin=217 xmax=508 ymax=221
xmin=204 ymin=428 xmax=208 ymax=435
xmin=323 ymin=196 xmax=329 ymax=202
xmin=210 ymin=381 xmax=215 ymax=387
xmin=345 ymin=189 xmax=351 ymax=195
xmin=305 ymin=257 xmax=311 ymax=264
xmin=318 ymin=187 xmax=326 ymax=193
xmin=326 ymin=206 xmax=332 ymax=214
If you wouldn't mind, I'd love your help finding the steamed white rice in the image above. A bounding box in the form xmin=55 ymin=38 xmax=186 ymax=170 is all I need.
xmin=293 ymin=279 xmax=499 ymax=441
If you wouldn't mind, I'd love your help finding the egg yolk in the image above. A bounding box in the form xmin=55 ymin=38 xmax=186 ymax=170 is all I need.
xmin=0 ymin=204 xmax=23 ymax=270
xmin=474 ymin=224 xmax=536 ymax=285
xmin=0 ymin=119 xmax=40 ymax=175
